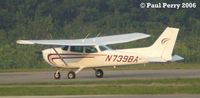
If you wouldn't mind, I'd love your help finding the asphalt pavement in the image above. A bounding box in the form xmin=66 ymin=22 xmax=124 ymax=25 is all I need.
xmin=0 ymin=69 xmax=200 ymax=84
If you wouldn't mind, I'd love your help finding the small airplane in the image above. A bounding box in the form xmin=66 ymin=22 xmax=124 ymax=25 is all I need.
xmin=17 ymin=27 xmax=183 ymax=79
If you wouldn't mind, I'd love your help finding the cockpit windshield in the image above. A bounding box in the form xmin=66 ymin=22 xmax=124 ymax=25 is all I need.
xmin=99 ymin=45 xmax=111 ymax=51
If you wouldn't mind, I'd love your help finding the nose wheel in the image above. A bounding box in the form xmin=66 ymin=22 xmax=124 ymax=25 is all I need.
xmin=54 ymin=71 xmax=61 ymax=79
xmin=95 ymin=69 xmax=104 ymax=78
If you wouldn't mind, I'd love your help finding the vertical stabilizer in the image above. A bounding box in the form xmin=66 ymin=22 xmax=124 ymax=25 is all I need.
xmin=149 ymin=27 xmax=179 ymax=61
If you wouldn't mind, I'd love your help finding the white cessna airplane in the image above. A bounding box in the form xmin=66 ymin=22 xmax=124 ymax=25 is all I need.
xmin=17 ymin=27 xmax=183 ymax=79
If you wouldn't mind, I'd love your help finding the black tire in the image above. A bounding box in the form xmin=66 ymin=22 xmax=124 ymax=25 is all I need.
xmin=54 ymin=72 xmax=61 ymax=79
xmin=95 ymin=69 xmax=104 ymax=78
xmin=68 ymin=71 xmax=76 ymax=79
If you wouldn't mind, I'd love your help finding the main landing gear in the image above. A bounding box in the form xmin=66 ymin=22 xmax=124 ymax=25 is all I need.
xmin=94 ymin=69 xmax=104 ymax=78
xmin=67 ymin=71 xmax=76 ymax=79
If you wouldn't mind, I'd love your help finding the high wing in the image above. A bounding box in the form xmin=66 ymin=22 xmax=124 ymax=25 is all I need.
xmin=16 ymin=33 xmax=150 ymax=46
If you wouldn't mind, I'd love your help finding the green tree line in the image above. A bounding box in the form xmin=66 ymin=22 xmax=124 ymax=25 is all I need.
xmin=0 ymin=0 xmax=199 ymax=68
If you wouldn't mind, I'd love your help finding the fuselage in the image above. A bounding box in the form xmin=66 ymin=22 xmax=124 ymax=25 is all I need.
xmin=42 ymin=45 xmax=148 ymax=68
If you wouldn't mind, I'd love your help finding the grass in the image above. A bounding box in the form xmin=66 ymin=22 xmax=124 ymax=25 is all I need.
xmin=0 ymin=78 xmax=200 ymax=95
xmin=0 ymin=63 xmax=199 ymax=72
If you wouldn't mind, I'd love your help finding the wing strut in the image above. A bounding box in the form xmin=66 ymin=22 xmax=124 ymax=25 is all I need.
xmin=75 ymin=66 xmax=85 ymax=74
xmin=52 ymin=48 xmax=68 ymax=66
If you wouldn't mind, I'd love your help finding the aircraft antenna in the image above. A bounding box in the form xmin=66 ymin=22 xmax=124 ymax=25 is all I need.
xmin=82 ymin=33 xmax=90 ymax=43
xmin=93 ymin=33 xmax=101 ymax=42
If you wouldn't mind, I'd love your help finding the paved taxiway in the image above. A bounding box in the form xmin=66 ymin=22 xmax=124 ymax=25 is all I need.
xmin=0 ymin=69 xmax=200 ymax=84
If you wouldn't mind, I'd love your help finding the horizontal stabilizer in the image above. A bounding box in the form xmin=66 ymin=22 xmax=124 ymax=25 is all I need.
xmin=171 ymin=55 xmax=184 ymax=62
xmin=148 ymin=54 xmax=184 ymax=62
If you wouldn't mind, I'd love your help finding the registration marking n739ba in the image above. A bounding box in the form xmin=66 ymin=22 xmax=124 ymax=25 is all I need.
xmin=105 ymin=55 xmax=139 ymax=63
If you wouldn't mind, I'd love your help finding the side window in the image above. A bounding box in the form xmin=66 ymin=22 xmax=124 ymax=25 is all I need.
xmin=62 ymin=46 xmax=69 ymax=51
xmin=85 ymin=46 xmax=97 ymax=53
xmin=70 ymin=46 xmax=83 ymax=53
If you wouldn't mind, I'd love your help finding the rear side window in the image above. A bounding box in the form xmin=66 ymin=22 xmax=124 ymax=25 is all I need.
xmin=70 ymin=46 xmax=83 ymax=53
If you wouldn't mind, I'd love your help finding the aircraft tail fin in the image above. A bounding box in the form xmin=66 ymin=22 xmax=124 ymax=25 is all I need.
xmin=119 ymin=27 xmax=183 ymax=62
xmin=148 ymin=27 xmax=179 ymax=61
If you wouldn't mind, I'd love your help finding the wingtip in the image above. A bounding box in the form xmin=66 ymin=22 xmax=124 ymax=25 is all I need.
xmin=166 ymin=27 xmax=180 ymax=31
xmin=141 ymin=33 xmax=151 ymax=38
xmin=16 ymin=40 xmax=22 ymax=44
xmin=16 ymin=40 xmax=34 ymax=44
xmin=146 ymin=34 xmax=151 ymax=37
